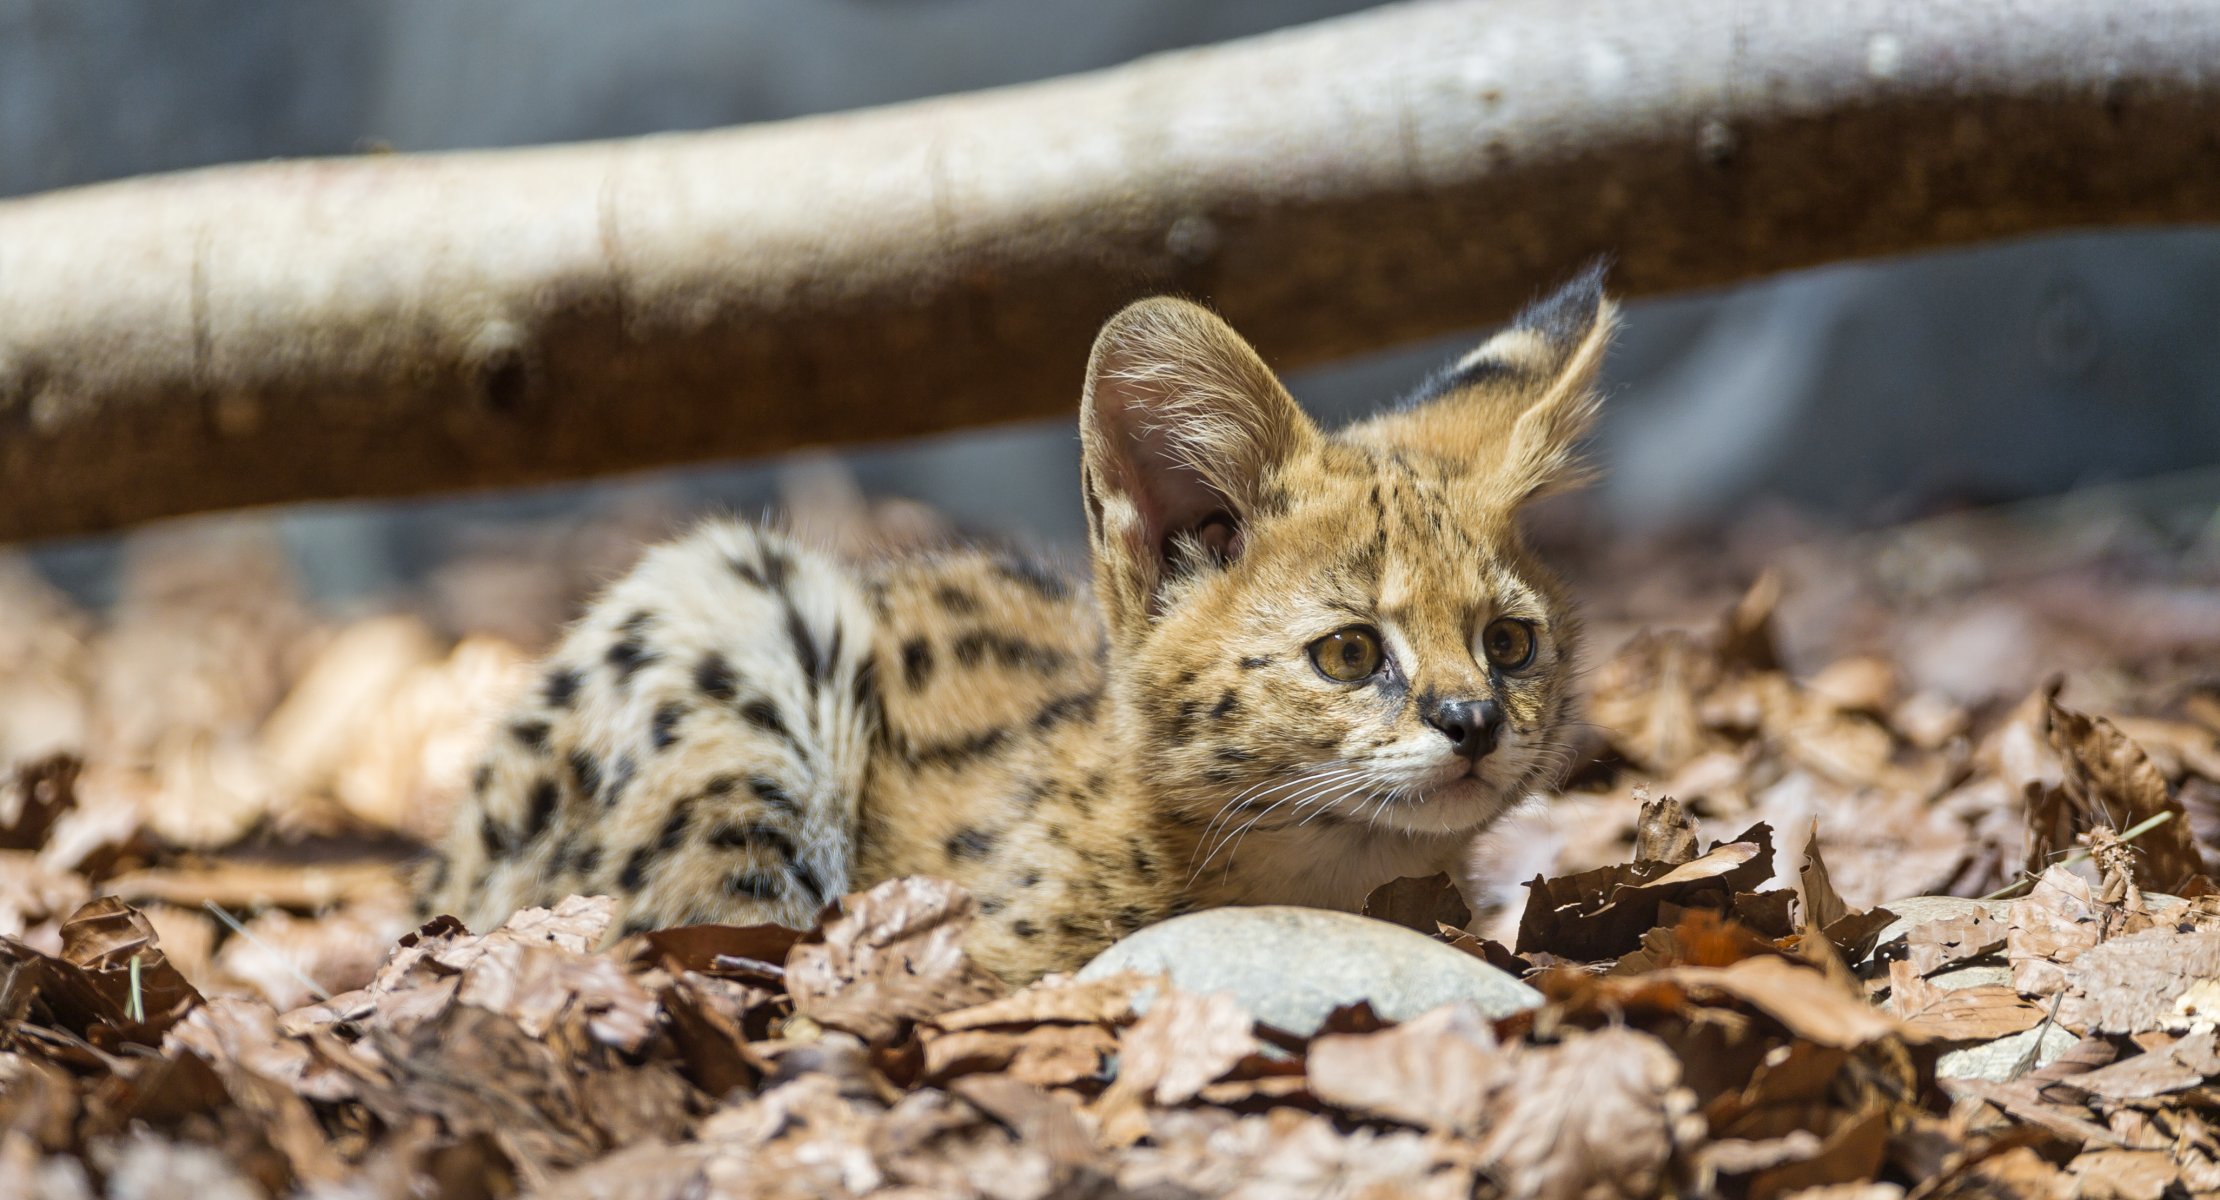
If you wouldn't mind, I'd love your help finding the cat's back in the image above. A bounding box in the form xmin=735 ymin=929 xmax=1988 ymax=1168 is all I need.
xmin=858 ymin=545 xmax=1105 ymax=790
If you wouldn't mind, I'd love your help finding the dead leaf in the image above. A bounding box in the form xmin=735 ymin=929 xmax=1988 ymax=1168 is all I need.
xmin=1307 ymin=1002 xmax=1501 ymax=1133
xmin=1634 ymin=789 xmax=1700 ymax=866
xmin=1103 ymin=989 xmax=1255 ymax=1108
xmin=1517 ymin=823 xmax=1776 ymax=960
xmin=1361 ymin=872 xmax=1471 ymax=935
xmin=2054 ymin=1030 xmax=2220 ymax=1100
xmin=785 ymin=877 xmax=1003 ymax=1044
xmin=1475 ymin=1027 xmax=1698 ymax=1200
xmin=1663 ymin=956 xmax=1910 ymax=1048
xmin=1903 ymin=909 xmax=2008 ymax=977
xmin=0 ymin=755 xmax=78 ymax=852
xmin=2055 ymin=924 xmax=2220 ymax=1035
xmin=1886 ymin=962 xmax=2043 ymax=1041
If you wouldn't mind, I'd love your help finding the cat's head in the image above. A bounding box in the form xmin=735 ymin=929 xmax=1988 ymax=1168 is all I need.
xmin=1080 ymin=266 xmax=1613 ymax=842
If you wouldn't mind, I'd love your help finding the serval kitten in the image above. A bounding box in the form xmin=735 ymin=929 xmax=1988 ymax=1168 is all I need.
xmin=421 ymin=267 xmax=1616 ymax=984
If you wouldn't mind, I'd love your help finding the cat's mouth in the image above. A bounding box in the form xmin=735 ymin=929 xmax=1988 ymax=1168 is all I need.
xmin=1358 ymin=756 xmax=1523 ymax=836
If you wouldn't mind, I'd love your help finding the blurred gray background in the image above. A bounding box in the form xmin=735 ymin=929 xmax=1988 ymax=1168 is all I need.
xmin=8 ymin=0 xmax=2219 ymax=606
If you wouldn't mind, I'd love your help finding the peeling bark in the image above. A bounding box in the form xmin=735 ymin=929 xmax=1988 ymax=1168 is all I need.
xmin=3 ymin=0 xmax=2218 ymax=541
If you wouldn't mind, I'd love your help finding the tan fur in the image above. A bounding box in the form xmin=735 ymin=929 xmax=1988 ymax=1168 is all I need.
xmin=422 ymin=268 xmax=1617 ymax=984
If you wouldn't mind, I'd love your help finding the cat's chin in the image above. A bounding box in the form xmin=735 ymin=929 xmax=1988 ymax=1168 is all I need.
xmin=1363 ymin=773 xmax=1519 ymax=838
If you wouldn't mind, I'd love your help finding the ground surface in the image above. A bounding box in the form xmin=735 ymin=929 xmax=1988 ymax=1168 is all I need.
xmin=2 ymin=476 xmax=2218 ymax=1198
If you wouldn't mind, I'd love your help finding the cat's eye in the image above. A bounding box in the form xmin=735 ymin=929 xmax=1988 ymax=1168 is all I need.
xmin=1480 ymin=618 xmax=1538 ymax=672
xmin=1308 ymin=626 xmax=1385 ymax=683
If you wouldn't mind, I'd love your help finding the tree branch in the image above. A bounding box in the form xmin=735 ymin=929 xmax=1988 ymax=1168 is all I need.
xmin=3 ymin=0 xmax=2217 ymax=541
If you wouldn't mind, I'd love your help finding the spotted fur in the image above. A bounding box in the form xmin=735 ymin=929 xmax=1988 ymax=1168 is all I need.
xmin=422 ymin=268 xmax=1617 ymax=984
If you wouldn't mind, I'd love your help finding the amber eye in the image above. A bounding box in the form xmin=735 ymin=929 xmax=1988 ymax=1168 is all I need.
xmin=1308 ymin=626 xmax=1385 ymax=683
xmin=1481 ymin=618 xmax=1538 ymax=672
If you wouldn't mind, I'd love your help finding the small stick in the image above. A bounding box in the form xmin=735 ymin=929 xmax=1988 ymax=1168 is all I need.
xmin=203 ymin=900 xmax=332 ymax=1002
xmin=1980 ymin=810 xmax=2177 ymax=902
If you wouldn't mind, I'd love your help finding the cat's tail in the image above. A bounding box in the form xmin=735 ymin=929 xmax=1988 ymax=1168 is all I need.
xmin=417 ymin=520 xmax=878 ymax=937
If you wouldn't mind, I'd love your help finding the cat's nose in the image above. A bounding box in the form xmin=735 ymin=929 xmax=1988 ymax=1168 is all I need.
xmin=1423 ymin=697 xmax=1504 ymax=760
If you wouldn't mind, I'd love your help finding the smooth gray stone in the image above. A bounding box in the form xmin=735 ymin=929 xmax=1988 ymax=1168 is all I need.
xmin=1076 ymin=905 xmax=1541 ymax=1037
xmin=1938 ymin=1023 xmax=2082 ymax=1082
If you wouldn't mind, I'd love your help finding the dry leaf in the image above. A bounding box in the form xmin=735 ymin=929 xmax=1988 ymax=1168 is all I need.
xmin=1634 ymin=789 xmax=1701 ymax=866
xmin=1475 ymin=1027 xmax=1697 ymax=1200
xmin=1885 ymin=962 xmax=2043 ymax=1041
xmin=2056 ymin=924 xmax=2220 ymax=1035
xmin=785 ymin=877 xmax=1003 ymax=1044
xmin=1307 ymin=1002 xmax=1501 ymax=1133
xmin=1361 ymin=872 xmax=1471 ymax=935
xmin=1105 ymin=989 xmax=1255 ymax=1108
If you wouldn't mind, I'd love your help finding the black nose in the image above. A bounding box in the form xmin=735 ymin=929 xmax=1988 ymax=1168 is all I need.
xmin=1423 ymin=697 xmax=1503 ymax=760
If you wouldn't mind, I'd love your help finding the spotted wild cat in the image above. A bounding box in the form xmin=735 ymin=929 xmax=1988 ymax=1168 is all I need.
xmin=419 ymin=266 xmax=1616 ymax=984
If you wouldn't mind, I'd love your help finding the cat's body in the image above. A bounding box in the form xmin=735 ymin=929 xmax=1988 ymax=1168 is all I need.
xmin=422 ymin=269 xmax=1616 ymax=984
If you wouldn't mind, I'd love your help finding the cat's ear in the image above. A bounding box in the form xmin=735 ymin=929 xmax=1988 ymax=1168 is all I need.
xmin=1080 ymin=297 xmax=1318 ymax=635
xmin=1367 ymin=263 xmax=1617 ymax=507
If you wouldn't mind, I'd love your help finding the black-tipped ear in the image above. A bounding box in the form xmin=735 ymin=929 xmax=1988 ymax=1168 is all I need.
xmin=1080 ymin=297 xmax=1318 ymax=641
xmin=1407 ymin=259 xmax=1612 ymax=405
xmin=1352 ymin=263 xmax=1617 ymax=506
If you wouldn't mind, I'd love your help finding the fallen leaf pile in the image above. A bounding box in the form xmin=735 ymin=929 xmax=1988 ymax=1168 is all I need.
xmin=2 ymin=478 xmax=2219 ymax=1196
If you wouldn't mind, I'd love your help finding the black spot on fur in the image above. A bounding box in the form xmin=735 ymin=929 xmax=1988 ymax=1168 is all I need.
xmin=945 ymin=827 xmax=998 ymax=861
xmin=694 ymin=652 xmax=736 ymax=701
xmin=1214 ymin=746 xmax=1257 ymax=764
xmin=952 ymin=630 xmax=1067 ymax=674
xmin=542 ymin=667 xmax=582 ymax=708
xmin=479 ymin=815 xmax=510 ymax=856
xmin=749 ymin=777 xmax=798 ymax=813
xmin=655 ymin=798 xmax=696 ymax=851
xmin=602 ymin=755 xmax=636 ymax=807
xmin=728 ymin=555 xmax=767 ymax=589
xmin=741 ymin=700 xmax=792 ymax=743
xmin=471 ymin=763 xmax=493 ymax=794
xmin=1011 ymin=919 xmax=1040 ymax=939
xmin=726 ymin=872 xmax=782 ymax=900
xmin=784 ymin=607 xmax=821 ymax=686
xmin=902 ymin=727 xmax=1009 ymax=770
xmin=1210 ymin=692 xmax=1239 ymax=720
xmin=979 ymin=895 xmax=1007 ymax=915
xmin=705 ymin=775 xmax=737 ymax=796
xmin=1056 ymin=916 xmax=1091 ymax=940
xmin=761 ymin=549 xmax=793 ymax=589
xmin=573 ymin=844 xmax=601 ymax=877
xmin=1015 ymin=779 xmax=1053 ymax=810
xmin=607 ymin=630 xmax=657 ymax=683
xmin=1238 ymin=656 xmax=1271 ymax=670
xmin=421 ymin=852 xmax=450 ymax=895
xmin=1017 ymin=871 xmax=1041 ymax=889
xmin=525 ymin=777 xmax=559 ymax=833
xmin=650 ymin=703 xmax=687 ymax=750
xmin=901 ymin=638 xmax=934 ymax=690
xmin=509 ymin=719 xmax=550 ymax=752
xmin=1171 ymin=699 xmax=1201 ymax=737
xmin=619 ymin=847 xmax=654 ymax=891
xmin=850 ymin=658 xmax=877 ymax=716
xmin=1033 ymin=692 xmax=1097 ymax=731
xmin=709 ymin=823 xmax=799 ymax=862
xmin=935 ymin=585 xmax=980 ymax=615
xmin=1129 ymin=840 xmax=1156 ymax=879
xmin=993 ymin=554 xmax=1069 ymax=599
xmin=791 ymin=862 xmax=828 ymax=904
xmin=1116 ymin=906 xmax=1148 ymax=933
xmin=568 ymin=749 xmax=601 ymax=798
